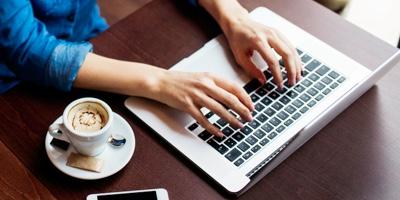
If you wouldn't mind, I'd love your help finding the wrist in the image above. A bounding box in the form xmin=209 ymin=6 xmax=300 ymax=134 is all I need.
xmin=199 ymin=0 xmax=249 ymax=35
xmin=139 ymin=67 xmax=168 ymax=100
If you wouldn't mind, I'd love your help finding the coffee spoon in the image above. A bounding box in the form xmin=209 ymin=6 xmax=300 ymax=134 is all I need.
xmin=108 ymin=135 xmax=126 ymax=147
xmin=50 ymin=128 xmax=126 ymax=148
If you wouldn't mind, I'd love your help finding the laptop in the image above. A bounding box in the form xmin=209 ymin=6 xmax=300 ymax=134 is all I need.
xmin=124 ymin=7 xmax=400 ymax=194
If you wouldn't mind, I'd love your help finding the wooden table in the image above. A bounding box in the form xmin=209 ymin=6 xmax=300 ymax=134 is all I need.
xmin=0 ymin=0 xmax=399 ymax=199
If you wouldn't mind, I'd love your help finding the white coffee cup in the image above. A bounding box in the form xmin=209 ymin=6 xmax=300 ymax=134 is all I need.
xmin=48 ymin=97 xmax=113 ymax=156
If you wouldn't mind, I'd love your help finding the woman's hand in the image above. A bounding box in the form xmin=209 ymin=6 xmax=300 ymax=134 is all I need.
xmin=76 ymin=54 xmax=253 ymax=137
xmin=223 ymin=16 xmax=303 ymax=89
xmin=150 ymin=70 xmax=254 ymax=137
xmin=199 ymin=0 xmax=303 ymax=89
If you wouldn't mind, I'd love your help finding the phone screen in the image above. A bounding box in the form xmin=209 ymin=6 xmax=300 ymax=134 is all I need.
xmin=97 ymin=191 xmax=157 ymax=200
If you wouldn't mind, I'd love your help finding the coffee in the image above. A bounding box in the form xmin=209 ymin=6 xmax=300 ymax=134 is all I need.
xmin=67 ymin=102 xmax=108 ymax=133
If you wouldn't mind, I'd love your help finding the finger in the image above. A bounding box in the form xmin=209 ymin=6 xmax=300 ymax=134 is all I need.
xmin=276 ymin=33 xmax=303 ymax=81
xmin=196 ymin=93 xmax=244 ymax=129
xmin=237 ymin=52 xmax=266 ymax=84
xmin=203 ymin=81 xmax=253 ymax=122
xmin=212 ymin=75 xmax=254 ymax=112
xmin=188 ymin=106 xmax=223 ymax=137
xmin=254 ymin=40 xmax=283 ymax=89
xmin=268 ymin=35 xmax=297 ymax=86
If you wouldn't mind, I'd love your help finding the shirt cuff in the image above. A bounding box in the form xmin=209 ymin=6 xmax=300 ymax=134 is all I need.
xmin=46 ymin=42 xmax=92 ymax=91
xmin=187 ymin=0 xmax=198 ymax=7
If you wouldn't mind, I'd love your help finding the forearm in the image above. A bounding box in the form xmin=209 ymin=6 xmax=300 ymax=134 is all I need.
xmin=74 ymin=53 xmax=163 ymax=98
xmin=198 ymin=0 xmax=249 ymax=34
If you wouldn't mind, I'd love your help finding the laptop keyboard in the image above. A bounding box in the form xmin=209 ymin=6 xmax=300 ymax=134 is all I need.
xmin=187 ymin=48 xmax=346 ymax=167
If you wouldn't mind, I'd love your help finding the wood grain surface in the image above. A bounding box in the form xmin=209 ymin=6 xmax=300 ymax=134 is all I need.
xmin=0 ymin=0 xmax=398 ymax=199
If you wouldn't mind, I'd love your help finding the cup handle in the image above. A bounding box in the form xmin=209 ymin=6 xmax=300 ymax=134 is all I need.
xmin=48 ymin=123 xmax=68 ymax=140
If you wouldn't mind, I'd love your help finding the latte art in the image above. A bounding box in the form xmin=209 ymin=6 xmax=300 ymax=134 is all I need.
xmin=68 ymin=102 xmax=108 ymax=133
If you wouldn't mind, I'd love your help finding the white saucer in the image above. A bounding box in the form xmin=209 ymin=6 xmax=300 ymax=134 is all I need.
xmin=45 ymin=112 xmax=135 ymax=180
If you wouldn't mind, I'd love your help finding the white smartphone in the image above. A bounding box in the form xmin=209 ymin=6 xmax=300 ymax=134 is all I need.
xmin=87 ymin=188 xmax=169 ymax=200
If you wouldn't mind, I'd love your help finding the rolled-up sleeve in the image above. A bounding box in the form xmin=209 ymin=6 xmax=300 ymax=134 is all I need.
xmin=186 ymin=0 xmax=198 ymax=7
xmin=0 ymin=0 xmax=91 ymax=91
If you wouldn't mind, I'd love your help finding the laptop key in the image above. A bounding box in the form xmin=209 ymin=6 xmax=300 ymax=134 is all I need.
xmin=338 ymin=76 xmax=346 ymax=83
xmin=232 ymin=132 xmax=245 ymax=142
xmin=316 ymin=65 xmax=330 ymax=76
xmin=256 ymin=88 xmax=267 ymax=96
xmin=301 ymin=54 xmax=312 ymax=63
xmin=309 ymin=73 xmax=320 ymax=82
xmin=292 ymin=99 xmax=304 ymax=108
xmin=322 ymin=77 xmax=333 ymax=85
xmin=296 ymin=48 xmax=303 ymax=55
xmin=279 ymin=96 xmax=291 ymax=104
xmin=284 ymin=119 xmax=294 ymax=126
xmin=224 ymin=138 xmax=237 ymax=148
xmin=286 ymin=91 xmax=299 ymax=99
xmin=277 ymin=111 xmax=289 ymax=120
xmin=261 ymin=123 xmax=274 ymax=133
xmin=242 ymin=151 xmax=253 ymax=160
xmin=315 ymin=94 xmax=324 ymax=101
xmin=188 ymin=123 xmax=198 ymax=131
xmin=261 ymin=97 xmax=273 ymax=106
xmin=216 ymin=118 xmax=228 ymax=127
xmin=259 ymin=138 xmax=270 ymax=146
xmin=300 ymin=93 xmax=311 ymax=102
xmin=264 ymin=108 xmax=276 ymax=117
xmin=301 ymin=79 xmax=312 ymax=87
xmin=294 ymin=85 xmax=305 ymax=93
xmin=267 ymin=132 xmax=278 ymax=139
xmin=250 ymin=94 xmax=260 ymax=102
xmin=323 ymin=88 xmax=332 ymax=95
xmin=268 ymin=91 xmax=280 ymax=100
xmin=272 ymin=102 xmax=284 ymax=111
xmin=198 ymin=130 xmax=212 ymax=141
xmin=314 ymin=82 xmax=326 ymax=90
xmin=222 ymin=127 xmax=234 ymax=137
xmin=284 ymin=105 xmax=296 ymax=114
xmin=307 ymin=100 xmax=316 ymax=107
xmin=234 ymin=158 xmax=244 ymax=166
xmin=292 ymin=112 xmax=301 ymax=120
xmin=330 ymin=82 xmax=339 ymax=89
xmin=245 ymin=135 xmax=258 ymax=145
xmin=213 ymin=123 xmax=221 ymax=129
xmin=256 ymin=113 xmax=268 ymax=123
xmin=225 ymin=148 xmax=242 ymax=162
xmin=276 ymin=125 xmax=285 ymax=133
xmin=300 ymin=106 xmax=309 ymax=114
xmin=251 ymin=145 xmax=261 ymax=153
xmin=208 ymin=139 xmax=228 ymax=154
xmin=214 ymin=135 xmax=226 ymax=143
xmin=240 ymin=126 xmax=253 ymax=135
xmin=254 ymin=130 xmax=267 ymax=139
xmin=306 ymin=88 xmax=318 ymax=96
xmin=251 ymin=110 xmax=258 ymax=117
xmin=248 ymin=120 xmax=261 ymax=129
xmin=237 ymin=142 xmax=250 ymax=152
xmin=205 ymin=112 xmax=214 ymax=119
xmin=255 ymin=103 xmax=265 ymax=112
xmin=328 ymin=71 xmax=340 ymax=79
xmin=244 ymin=79 xmax=261 ymax=93
xmin=263 ymin=83 xmax=275 ymax=91
xmin=269 ymin=117 xmax=281 ymax=126
xmin=305 ymin=59 xmax=321 ymax=71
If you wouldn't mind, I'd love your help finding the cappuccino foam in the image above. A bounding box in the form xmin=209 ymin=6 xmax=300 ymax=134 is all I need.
xmin=67 ymin=102 xmax=108 ymax=133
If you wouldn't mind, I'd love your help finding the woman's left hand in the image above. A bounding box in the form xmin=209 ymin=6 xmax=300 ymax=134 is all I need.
xmin=222 ymin=15 xmax=303 ymax=89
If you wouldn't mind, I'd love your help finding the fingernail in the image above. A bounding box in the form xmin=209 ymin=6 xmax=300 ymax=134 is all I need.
xmin=247 ymin=113 xmax=253 ymax=121
xmin=218 ymin=131 xmax=224 ymax=137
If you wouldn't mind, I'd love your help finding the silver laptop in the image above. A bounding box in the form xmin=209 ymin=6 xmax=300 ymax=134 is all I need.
xmin=125 ymin=7 xmax=400 ymax=194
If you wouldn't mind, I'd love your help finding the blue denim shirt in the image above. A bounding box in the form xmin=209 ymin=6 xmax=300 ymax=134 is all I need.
xmin=0 ymin=0 xmax=198 ymax=93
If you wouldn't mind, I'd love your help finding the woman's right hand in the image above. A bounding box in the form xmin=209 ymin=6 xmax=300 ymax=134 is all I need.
xmin=149 ymin=70 xmax=254 ymax=137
